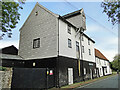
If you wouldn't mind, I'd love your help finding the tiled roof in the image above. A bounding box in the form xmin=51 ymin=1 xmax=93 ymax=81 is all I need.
xmin=95 ymin=48 xmax=109 ymax=61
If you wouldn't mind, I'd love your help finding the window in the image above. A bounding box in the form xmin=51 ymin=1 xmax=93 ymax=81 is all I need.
xmin=81 ymin=35 xmax=84 ymax=41
xmin=68 ymin=39 xmax=72 ymax=48
xmin=68 ymin=25 xmax=71 ymax=34
xmin=82 ymin=46 xmax=84 ymax=53
xmin=88 ymin=39 xmax=90 ymax=45
xmin=89 ymin=49 xmax=91 ymax=55
xmin=76 ymin=41 xmax=79 ymax=52
xmin=104 ymin=61 xmax=106 ymax=65
xmin=33 ymin=38 xmax=40 ymax=49
xmin=76 ymin=41 xmax=80 ymax=58
xmin=35 ymin=11 xmax=38 ymax=16
xmin=84 ymin=68 xmax=86 ymax=75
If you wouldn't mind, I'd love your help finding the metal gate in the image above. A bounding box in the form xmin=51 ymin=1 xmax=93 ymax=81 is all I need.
xmin=11 ymin=68 xmax=55 ymax=89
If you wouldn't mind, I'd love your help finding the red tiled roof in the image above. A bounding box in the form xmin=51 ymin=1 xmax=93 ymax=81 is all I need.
xmin=95 ymin=48 xmax=109 ymax=61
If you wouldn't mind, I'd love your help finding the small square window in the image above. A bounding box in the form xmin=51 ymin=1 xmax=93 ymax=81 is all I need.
xmin=35 ymin=11 xmax=38 ymax=16
xmin=33 ymin=38 xmax=40 ymax=49
xmin=68 ymin=39 xmax=72 ymax=48
xmin=68 ymin=25 xmax=71 ymax=34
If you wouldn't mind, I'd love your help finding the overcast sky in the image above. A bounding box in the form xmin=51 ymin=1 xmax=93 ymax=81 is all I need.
xmin=0 ymin=1 xmax=118 ymax=62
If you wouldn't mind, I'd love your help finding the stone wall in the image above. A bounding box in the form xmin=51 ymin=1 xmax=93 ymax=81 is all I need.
xmin=0 ymin=68 xmax=13 ymax=89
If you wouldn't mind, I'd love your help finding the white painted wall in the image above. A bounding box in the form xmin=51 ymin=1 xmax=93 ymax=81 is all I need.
xmin=59 ymin=19 xmax=95 ymax=63
xmin=96 ymin=57 xmax=112 ymax=77
xmin=81 ymin=35 xmax=95 ymax=62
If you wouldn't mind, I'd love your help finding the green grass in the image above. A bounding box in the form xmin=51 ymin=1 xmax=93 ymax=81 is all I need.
xmin=61 ymin=73 xmax=117 ymax=89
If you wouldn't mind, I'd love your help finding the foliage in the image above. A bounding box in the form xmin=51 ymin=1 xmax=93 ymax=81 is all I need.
xmin=0 ymin=66 xmax=7 ymax=71
xmin=101 ymin=0 xmax=120 ymax=25
xmin=111 ymin=54 xmax=120 ymax=71
xmin=0 ymin=0 xmax=24 ymax=39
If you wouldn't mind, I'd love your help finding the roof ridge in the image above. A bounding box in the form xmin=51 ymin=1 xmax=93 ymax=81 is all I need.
xmin=62 ymin=9 xmax=83 ymax=18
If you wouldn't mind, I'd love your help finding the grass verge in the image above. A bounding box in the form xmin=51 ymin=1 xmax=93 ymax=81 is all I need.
xmin=49 ymin=72 xmax=117 ymax=90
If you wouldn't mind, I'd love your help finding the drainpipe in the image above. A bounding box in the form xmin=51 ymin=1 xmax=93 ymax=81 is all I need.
xmin=79 ymin=27 xmax=84 ymax=81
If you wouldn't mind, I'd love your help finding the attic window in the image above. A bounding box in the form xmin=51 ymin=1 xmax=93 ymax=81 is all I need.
xmin=35 ymin=11 xmax=38 ymax=16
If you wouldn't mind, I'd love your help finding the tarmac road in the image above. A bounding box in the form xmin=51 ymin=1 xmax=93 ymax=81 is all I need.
xmin=76 ymin=74 xmax=119 ymax=89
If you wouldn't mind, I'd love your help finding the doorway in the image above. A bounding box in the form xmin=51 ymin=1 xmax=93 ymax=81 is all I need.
xmin=90 ymin=69 xmax=93 ymax=79
xmin=68 ymin=68 xmax=73 ymax=85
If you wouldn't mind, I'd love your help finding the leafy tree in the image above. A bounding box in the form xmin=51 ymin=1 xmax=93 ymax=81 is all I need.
xmin=111 ymin=54 xmax=120 ymax=71
xmin=101 ymin=0 xmax=120 ymax=25
xmin=0 ymin=0 xmax=24 ymax=39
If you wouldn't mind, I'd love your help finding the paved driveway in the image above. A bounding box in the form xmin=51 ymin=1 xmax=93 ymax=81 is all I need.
xmin=76 ymin=75 xmax=119 ymax=89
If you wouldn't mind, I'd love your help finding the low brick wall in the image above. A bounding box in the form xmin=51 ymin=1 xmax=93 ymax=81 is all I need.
xmin=0 ymin=68 xmax=13 ymax=89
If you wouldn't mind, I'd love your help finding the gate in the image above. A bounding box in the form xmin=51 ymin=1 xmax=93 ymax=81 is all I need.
xmin=11 ymin=68 xmax=55 ymax=89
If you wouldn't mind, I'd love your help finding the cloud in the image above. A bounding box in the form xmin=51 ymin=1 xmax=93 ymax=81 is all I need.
xmin=0 ymin=40 xmax=19 ymax=49
xmin=95 ymin=36 xmax=118 ymax=62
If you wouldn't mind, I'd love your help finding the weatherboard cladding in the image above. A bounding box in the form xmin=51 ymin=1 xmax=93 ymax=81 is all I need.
xmin=19 ymin=3 xmax=95 ymax=60
xmin=19 ymin=3 xmax=58 ymax=60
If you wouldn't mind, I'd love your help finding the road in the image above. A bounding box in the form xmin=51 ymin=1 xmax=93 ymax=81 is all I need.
xmin=76 ymin=75 xmax=119 ymax=89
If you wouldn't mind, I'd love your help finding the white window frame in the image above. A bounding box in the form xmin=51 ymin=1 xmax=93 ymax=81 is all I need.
xmin=68 ymin=38 xmax=72 ymax=48
xmin=89 ymin=49 xmax=91 ymax=55
xmin=82 ymin=46 xmax=84 ymax=53
xmin=68 ymin=25 xmax=71 ymax=34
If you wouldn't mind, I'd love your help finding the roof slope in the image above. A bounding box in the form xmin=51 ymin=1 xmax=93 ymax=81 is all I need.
xmin=62 ymin=8 xmax=84 ymax=19
xmin=95 ymin=48 xmax=108 ymax=61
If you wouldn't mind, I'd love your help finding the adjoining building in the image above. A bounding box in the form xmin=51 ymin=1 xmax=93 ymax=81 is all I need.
xmin=95 ymin=48 xmax=112 ymax=77
xmin=0 ymin=45 xmax=24 ymax=67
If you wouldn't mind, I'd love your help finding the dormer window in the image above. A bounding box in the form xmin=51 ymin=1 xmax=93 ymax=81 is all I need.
xmin=68 ymin=25 xmax=71 ymax=34
xmin=35 ymin=11 xmax=38 ymax=16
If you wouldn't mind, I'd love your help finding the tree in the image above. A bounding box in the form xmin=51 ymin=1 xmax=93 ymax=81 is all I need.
xmin=111 ymin=54 xmax=120 ymax=71
xmin=101 ymin=0 xmax=120 ymax=25
xmin=0 ymin=0 xmax=24 ymax=39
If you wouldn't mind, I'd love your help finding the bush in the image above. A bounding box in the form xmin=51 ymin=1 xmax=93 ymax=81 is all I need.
xmin=0 ymin=66 xmax=7 ymax=71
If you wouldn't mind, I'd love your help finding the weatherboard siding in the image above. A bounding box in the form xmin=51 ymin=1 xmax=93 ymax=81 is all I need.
xmin=66 ymin=13 xmax=86 ymax=29
xmin=19 ymin=4 xmax=58 ymax=60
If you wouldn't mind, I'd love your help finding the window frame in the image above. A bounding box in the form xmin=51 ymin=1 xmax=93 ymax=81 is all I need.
xmin=88 ymin=49 xmax=91 ymax=55
xmin=68 ymin=38 xmax=72 ymax=48
xmin=33 ymin=38 xmax=40 ymax=49
xmin=81 ymin=35 xmax=84 ymax=41
xmin=68 ymin=25 xmax=71 ymax=34
xmin=76 ymin=41 xmax=79 ymax=52
xmin=88 ymin=39 xmax=90 ymax=45
xmin=82 ymin=46 xmax=84 ymax=53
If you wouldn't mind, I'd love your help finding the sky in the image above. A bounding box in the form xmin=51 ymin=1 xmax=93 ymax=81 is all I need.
xmin=0 ymin=1 xmax=118 ymax=62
